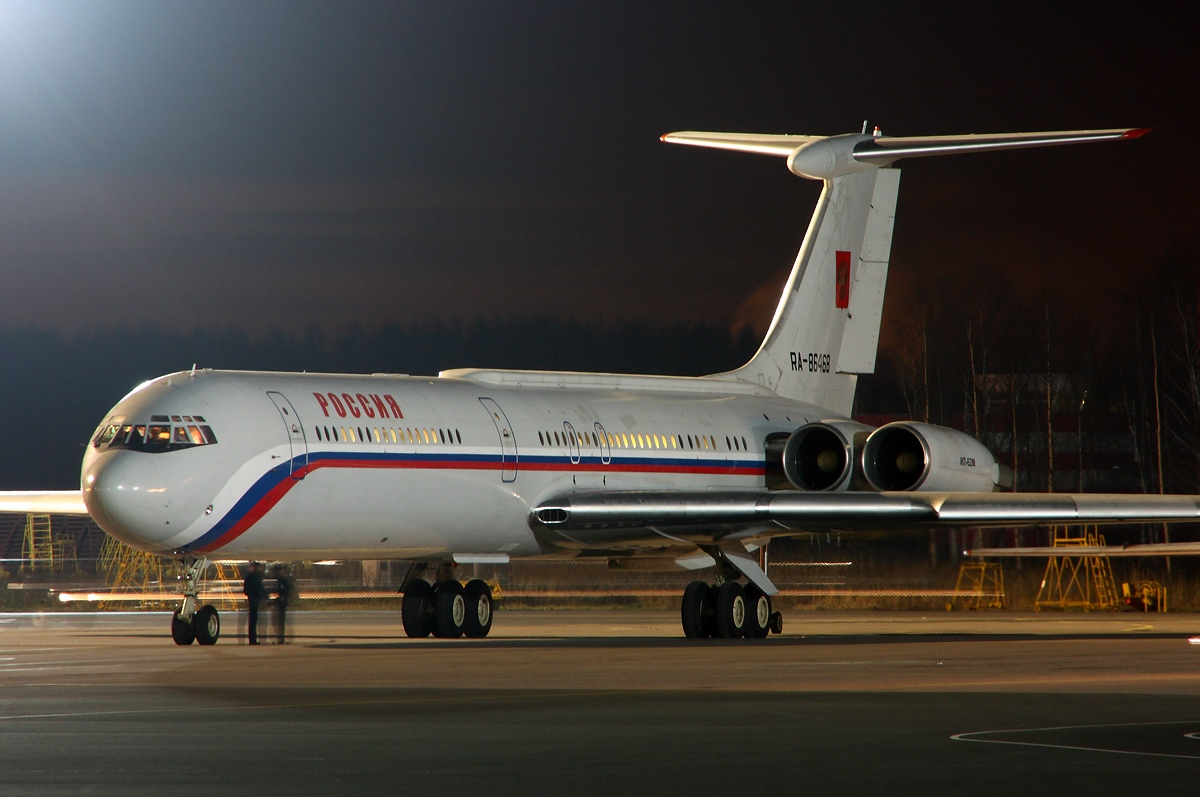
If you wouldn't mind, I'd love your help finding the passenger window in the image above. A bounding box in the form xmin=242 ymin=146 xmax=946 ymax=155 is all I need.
xmin=456 ymin=430 xmax=462 ymax=444
xmin=742 ymin=437 xmax=748 ymax=450
xmin=187 ymin=426 xmax=205 ymax=445
xmin=439 ymin=429 xmax=446 ymax=444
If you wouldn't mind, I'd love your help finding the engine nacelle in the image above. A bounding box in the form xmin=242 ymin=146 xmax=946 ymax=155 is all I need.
xmin=861 ymin=421 xmax=1006 ymax=492
xmin=781 ymin=421 xmax=873 ymax=491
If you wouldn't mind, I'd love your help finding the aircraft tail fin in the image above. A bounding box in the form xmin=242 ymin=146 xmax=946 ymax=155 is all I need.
xmin=662 ymin=126 xmax=1148 ymax=415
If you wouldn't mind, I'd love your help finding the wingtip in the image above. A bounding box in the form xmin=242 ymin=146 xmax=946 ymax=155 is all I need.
xmin=659 ymin=133 xmax=670 ymax=143
xmin=1122 ymin=127 xmax=1153 ymax=139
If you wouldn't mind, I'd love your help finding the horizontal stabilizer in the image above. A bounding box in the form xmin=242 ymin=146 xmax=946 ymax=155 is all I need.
xmin=660 ymin=131 xmax=822 ymax=156
xmin=663 ymin=126 xmax=1149 ymax=180
xmin=853 ymin=127 xmax=1150 ymax=162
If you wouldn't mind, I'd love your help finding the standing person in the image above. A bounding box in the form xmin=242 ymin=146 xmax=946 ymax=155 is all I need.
xmin=242 ymin=561 xmax=267 ymax=645
xmin=271 ymin=563 xmax=292 ymax=644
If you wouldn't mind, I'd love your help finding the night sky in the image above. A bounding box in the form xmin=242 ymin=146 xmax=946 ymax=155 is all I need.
xmin=0 ymin=2 xmax=1195 ymax=335
xmin=0 ymin=2 xmax=1197 ymax=487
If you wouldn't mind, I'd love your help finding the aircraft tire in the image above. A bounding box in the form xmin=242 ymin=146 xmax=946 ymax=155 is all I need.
xmin=680 ymin=581 xmax=711 ymax=639
xmin=713 ymin=582 xmax=747 ymax=639
xmin=194 ymin=605 xmax=220 ymax=645
xmin=432 ymin=580 xmax=466 ymax=639
xmin=743 ymin=584 xmax=771 ymax=639
xmin=462 ymin=579 xmax=493 ymax=638
xmin=402 ymin=579 xmax=435 ymax=638
xmin=171 ymin=612 xmax=196 ymax=646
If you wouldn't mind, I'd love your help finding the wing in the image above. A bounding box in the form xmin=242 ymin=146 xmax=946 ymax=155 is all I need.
xmin=967 ymin=541 xmax=1200 ymax=558
xmin=531 ymin=490 xmax=1200 ymax=548
xmin=0 ymin=491 xmax=88 ymax=515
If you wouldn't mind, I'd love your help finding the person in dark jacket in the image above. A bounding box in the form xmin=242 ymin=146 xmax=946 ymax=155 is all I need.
xmin=243 ymin=561 xmax=267 ymax=645
xmin=271 ymin=563 xmax=292 ymax=644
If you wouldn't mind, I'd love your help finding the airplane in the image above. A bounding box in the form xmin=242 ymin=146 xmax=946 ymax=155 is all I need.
xmin=6 ymin=122 xmax=1199 ymax=647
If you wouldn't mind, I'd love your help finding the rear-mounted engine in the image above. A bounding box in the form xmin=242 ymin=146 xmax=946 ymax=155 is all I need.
xmin=861 ymin=421 xmax=1010 ymax=492
xmin=777 ymin=421 xmax=873 ymax=491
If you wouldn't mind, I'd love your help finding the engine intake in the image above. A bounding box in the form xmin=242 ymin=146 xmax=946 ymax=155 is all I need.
xmin=781 ymin=421 xmax=872 ymax=491
xmin=861 ymin=421 xmax=1004 ymax=493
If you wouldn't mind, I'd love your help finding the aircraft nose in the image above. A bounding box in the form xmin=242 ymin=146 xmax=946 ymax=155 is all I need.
xmin=84 ymin=453 xmax=172 ymax=550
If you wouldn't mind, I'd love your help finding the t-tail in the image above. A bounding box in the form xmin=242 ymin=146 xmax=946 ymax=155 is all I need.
xmin=663 ymin=124 xmax=1150 ymax=416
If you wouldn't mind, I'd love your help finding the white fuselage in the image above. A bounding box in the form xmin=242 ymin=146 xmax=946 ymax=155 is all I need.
xmin=82 ymin=370 xmax=832 ymax=560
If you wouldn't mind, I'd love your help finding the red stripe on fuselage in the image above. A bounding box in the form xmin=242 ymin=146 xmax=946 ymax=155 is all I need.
xmin=196 ymin=455 xmax=765 ymax=552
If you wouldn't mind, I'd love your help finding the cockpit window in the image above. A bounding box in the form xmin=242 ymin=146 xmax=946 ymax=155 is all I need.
xmin=101 ymin=415 xmax=218 ymax=453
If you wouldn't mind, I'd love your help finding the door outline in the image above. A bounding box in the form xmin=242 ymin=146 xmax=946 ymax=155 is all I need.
xmin=563 ymin=421 xmax=581 ymax=465
xmin=479 ymin=397 xmax=518 ymax=482
xmin=267 ymin=391 xmax=308 ymax=480
xmin=594 ymin=422 xmax=611 ymax=465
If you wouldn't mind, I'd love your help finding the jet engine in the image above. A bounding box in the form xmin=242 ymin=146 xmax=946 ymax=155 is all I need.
xmin=780 ymin=421 xmax=873 ymax=491
xmin=861 ymin=421 xmax=1009 ymax=492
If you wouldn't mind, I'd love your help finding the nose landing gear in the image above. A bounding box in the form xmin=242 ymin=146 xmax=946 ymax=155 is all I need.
xmin=170 ymin=556 xmax=221 ymax=646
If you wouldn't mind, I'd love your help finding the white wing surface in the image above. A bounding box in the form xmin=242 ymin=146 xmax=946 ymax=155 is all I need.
xmin=532 ymin=490 xmax=1200 ymax=548
xmin=0 ymin=491 xmax=88 ymax=515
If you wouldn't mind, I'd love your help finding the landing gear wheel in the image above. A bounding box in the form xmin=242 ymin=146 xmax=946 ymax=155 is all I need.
xmin=171 ymin=612 xmax=196 ymax=646
xmin=194 ymin=604 xmax=220 ymax=645
xmin=433 ymin=580 xmax=466 ymax=639
xmin=769 ymin=611 xmax=783 ymax=635
xmin=714 ymin=581 xmax=747 ymax=639
xmin=402 ymin=579 xmax=435 ymax=638
xmin=681 ymin=581 xmax=712 ymax=639
xmin=743 ymin=584 xmax=771 ymax=639
xmin=462 ymin=579 xmax=493 ymax=638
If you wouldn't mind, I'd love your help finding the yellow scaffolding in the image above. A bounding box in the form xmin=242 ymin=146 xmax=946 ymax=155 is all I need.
xmin=948 ymin=562 xmax=1005 ymax=610
xmin=203 ymin=561 xmax=244 ymax=610
xmin=1035 ymin=525 xmax=1119 ymax=611
xmin=96 ymin=535 xmax=170 ymax=606
xmin=20 ymin=514 xmax=76 ymax=574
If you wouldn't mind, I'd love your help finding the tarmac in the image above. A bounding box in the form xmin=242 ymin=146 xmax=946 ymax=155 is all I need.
xmin=2 ymin=609 xmax=1199 ymax=795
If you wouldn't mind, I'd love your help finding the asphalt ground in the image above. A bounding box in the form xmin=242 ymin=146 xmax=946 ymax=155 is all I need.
xmin=2 ymin=609 xmax=1200 ymax=795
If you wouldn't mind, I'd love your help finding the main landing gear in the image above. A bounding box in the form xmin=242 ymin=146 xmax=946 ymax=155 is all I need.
xmin=171 ymin=557 xmax=221 ymax=646
xmin=681 ymin=580 xmax=783 ymax=640
xmin=402 ymin=565 xmax=494 ymax=639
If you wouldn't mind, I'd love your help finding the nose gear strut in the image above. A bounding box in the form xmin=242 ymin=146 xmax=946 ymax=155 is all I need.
xmin=171 ymin=556 xmax=221 ymax=646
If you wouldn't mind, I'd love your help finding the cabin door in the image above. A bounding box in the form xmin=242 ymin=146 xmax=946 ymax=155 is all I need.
xmin=267 ymin=391 xmax=309 ymax=480
xmin=479 ymin=397 xmax=518 ymax=483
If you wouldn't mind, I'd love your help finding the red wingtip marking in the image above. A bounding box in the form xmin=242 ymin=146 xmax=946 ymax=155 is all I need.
xmin=1122 ymin=127 xmax=1152 ymax=139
